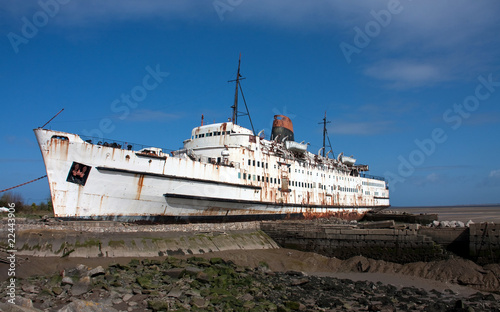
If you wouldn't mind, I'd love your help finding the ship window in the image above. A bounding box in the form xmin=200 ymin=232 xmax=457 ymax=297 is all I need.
xmin=257 ymin=161 xmax=260 ymax=167
xmin=266 ymin=177 xmax=269 ymax=183
xmin=288 ymin=168 xmax=291 ymax=173
xmin=217 ymin=157 xmax=221 ymax=163
xmin=253 ymin=160 xmax=255 ymax=166
xmin=278 ymin=179 xmax=281 ymax=184
xmin=257 ymin=176 xmax=260 ymax=182
xmin=51 ymin=135 xmax=69 ymax=141
xmin=248 ymin=174 xmax=251 ymax=180
xmin=200 ymin=134 xmax=205 ymax=138
xmin=248 ymin=159 xmax=251 ymax=166
xmin=253 ymin=175 xmax=256 ymax=181
xmin=243 ymin=173 xmax=246 ymax=179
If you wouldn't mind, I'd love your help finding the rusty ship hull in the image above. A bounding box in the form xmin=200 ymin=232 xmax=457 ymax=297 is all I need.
xmin=34 ymin=116 xmax=389 ymax=223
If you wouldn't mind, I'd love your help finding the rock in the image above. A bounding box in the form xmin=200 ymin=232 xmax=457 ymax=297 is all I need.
xmin=71 ymin=282 xmax=90 ymax=296
xmin=195 ymin=271 xmax=212 ymax=283
xmin=52 ymin=287 xmax=64 ymax=295
xmin=286 ymin=270 xmax=306 ymax=277
xmin=0 ymin=302 xmax=42 ymax=312
xmin=16 ymin=297 xmax=34 ymax=308
xmin=185 ymin=289 xmax=201 ymax=297
xmin=191 ymin=297 xmax=208 ymax=308
xmin=163 ymin=268 xmax=185 ymax=279
xmin=167 ymin=287 xmax=183 ymax=298
xmin=440 ymin=221 xmax=450 ymax=228
xmin=79 ymin=276 xmax=91 ymax=284
xmin=210 ymin=257 xmax=224 ymax=265
xmin=21 ymin=285 xmax=38 ymax=294
xmin=122 ymin=294 xmax=133 ymax=301
xmin=61 ymin=277 xmax=74 ymax=286
xmin=291 ymin=278 xmax=309 ymax=286
xmin=88 ymin=266 xmax=105 ymax=277
xmin=285 ymin=301 xmax=301 ymax=310
xmin=184 ymin=266 xmax=202 ymax=277
xmin=147 ymin=300 xmax=170 ymax=311
xmin=57 ymin=299 xmax=118 ymax=312
xmin=241 ymin=293 xmax=254 ymax=301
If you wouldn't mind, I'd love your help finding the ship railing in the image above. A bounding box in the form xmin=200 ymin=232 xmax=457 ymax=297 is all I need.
xmin=360 ymin=173 xmax=386 ymax=182
xmin=79 ymin=135 xmax=173 ymax=154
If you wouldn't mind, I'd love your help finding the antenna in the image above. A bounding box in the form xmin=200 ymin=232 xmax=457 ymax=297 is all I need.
xmin=228 ymin=54 xmax=255 ymax=135
xmin=318 ymin=111 xmax=333 ymax=158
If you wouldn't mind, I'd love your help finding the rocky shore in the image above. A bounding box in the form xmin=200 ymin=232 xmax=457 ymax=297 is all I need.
xmin=1 ymin=252 xmax=500 ymax=312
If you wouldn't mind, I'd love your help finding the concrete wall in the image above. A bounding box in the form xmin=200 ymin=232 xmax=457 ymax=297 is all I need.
xmin=469 ymin=223 xmax=500 ymax=265
xmin=418 ymin=227 xmax=469 ymax=258
xmin=3 ymin=221 xmax=278 ymax=258
xmin=260 ymin=221 xmax=444 ymax=264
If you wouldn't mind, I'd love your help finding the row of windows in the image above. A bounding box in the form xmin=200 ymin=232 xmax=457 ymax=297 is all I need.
xmin=362 ymin=181 xmax=385 ymax=188
xmin=340 ymin=187 xmax=359 ymax=193
xmin=238 ymin=172 xmax=279 ymax=184
xmin=248 ymin=159 xmax=269 ymax=169
xmin=237 ymin=173 xmax=360 ymax=192
xmin=194 ymin=130 xmax=235 ymax=139
xmin=292 ymin=168 xmax=354 ymax=181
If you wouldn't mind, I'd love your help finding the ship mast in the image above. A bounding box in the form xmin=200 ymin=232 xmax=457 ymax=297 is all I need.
xmin=228 ymin=54 xmax=255 ymax=135
xmin=319 ymin=111 xmax=333 ymax=158
xmin=230 ymin=54 xmax=242 ymax=124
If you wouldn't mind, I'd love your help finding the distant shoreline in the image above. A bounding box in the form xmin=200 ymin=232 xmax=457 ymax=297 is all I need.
xmin=389 ymin=205 xmax=500 ymax=223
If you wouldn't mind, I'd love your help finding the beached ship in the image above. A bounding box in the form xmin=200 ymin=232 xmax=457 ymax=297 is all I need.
xmin=34 ymin=59 xmax=389 ymax=223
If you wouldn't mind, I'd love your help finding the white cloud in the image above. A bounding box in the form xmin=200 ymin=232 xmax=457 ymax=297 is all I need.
xmin=489 ymin=170 xmax=500 ymax=178
xmin=329 ymin=120 xmax=394 ymax=135
xmin=364 ymin=61 xmax=444 ymax=88
xmin=426 ymin=173 xmax=439 ymax=182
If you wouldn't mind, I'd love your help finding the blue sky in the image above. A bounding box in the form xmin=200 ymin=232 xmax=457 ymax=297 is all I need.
xmin=1 ymin=0 xmax=499 ymax=207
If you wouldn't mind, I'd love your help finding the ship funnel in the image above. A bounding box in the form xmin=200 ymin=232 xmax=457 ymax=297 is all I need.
xmin=271 ymin=115 xmax=294 ymax=142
